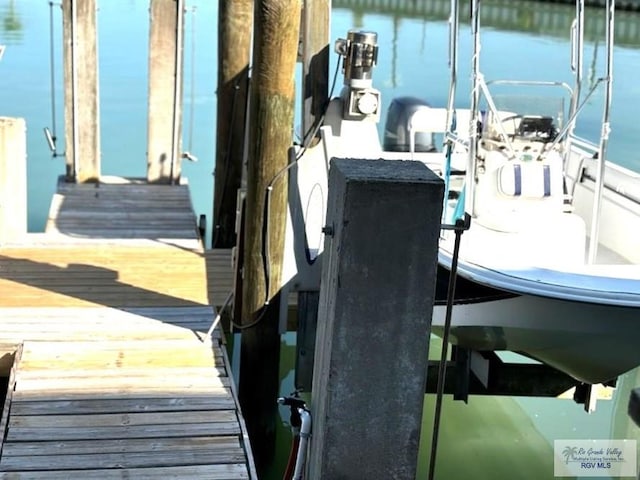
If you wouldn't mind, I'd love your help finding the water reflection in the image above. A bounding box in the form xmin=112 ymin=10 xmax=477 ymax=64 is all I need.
xmin=1 ymin=0 xmax=22 ymax=43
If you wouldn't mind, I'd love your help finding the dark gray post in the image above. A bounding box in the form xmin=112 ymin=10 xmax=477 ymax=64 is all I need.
xmin=308 ymin=158 xmax=444 ymax=480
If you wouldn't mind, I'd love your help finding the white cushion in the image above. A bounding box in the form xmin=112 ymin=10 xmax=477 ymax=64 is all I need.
xmin=498 ymin=162 xmax=559 ymax=198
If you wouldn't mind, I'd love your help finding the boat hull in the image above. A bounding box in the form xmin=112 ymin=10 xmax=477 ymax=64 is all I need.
xmin=432 ymin=272 xmax=640 ymax=384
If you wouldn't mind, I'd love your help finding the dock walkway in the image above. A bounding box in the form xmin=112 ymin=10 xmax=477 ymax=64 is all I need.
xmin=0 ymin=178 xmax=255 ymax=479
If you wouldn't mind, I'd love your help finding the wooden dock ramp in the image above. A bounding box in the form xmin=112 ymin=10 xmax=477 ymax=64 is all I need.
xmin=0 ymin=178 xmax=256 ymax=478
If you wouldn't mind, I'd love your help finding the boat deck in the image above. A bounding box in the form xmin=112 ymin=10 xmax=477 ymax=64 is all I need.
xmin=0 ymin=178 xmax=255 ymax=478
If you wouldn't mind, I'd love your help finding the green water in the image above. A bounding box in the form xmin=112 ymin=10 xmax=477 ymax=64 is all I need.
xmin=253 ymin=335 xmax=640 ymax=479
xmin=2 ymin=1 xmax=640 ymax=478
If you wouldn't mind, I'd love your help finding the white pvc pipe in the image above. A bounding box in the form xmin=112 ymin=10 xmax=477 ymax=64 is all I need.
xmin=293 ymin=408 xmax=311 ymax=480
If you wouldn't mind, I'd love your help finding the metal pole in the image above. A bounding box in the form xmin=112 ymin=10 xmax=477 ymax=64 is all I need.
xmin=587 ymin=0 xmax=615 ymax=264
xmin=466 ymin=0 xmax=481 ymax=216
xmin=568 ymin=0 xmax=584 ymax=137
xmin=428 ymin=216 xmax=467 ymax=480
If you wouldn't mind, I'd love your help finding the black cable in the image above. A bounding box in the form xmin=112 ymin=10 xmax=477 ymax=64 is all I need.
xmin=240 ymin=52 xmax=342 ymax=329
xmin=260 ymin=52 xmax=342 ymax=314
xmin=230 ymin=303 xmax=268 ymax=330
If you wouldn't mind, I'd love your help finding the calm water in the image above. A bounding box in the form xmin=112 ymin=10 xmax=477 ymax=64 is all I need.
xmin=1 ymin=1 xmax=640 ymax=479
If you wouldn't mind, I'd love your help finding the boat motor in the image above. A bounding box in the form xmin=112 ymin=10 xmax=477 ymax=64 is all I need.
xmin=334 ymin=30 xmax=381 ymax=121
xmin=383 ymin=97 xmax=437 ymax=153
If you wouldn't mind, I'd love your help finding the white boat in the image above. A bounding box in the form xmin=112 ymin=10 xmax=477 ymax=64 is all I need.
xmin=423 ymin=0 xmax=640 ymax=385
xmin=283 ymin=0 xmax=640 ymax=386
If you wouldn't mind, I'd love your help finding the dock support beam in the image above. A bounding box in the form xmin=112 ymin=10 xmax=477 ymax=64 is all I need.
xmin=213 ymin=0 xmax=252 ymax=248
xmin=308 ymin=158 xmax=444 ymax=480
xmin=238 ymin=0 xmax=301 ymax=475
xmin=0 ymin=117 xmax=26 ymax=244
xmin=62 ymin=0 xmax=100 ymax=183
xmin=300 ymin=0 xmax=330 ymax=136
xmin=147 ymin=0 xmax=184 ymax=184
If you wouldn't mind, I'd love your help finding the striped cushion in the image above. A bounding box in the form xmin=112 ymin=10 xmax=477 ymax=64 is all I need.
xmin=498 ymin=162 xmax=554 ymax=198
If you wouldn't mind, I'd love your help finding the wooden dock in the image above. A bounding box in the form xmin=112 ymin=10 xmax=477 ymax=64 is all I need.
xmin=0 ymin=178 xmax=256 ymax=479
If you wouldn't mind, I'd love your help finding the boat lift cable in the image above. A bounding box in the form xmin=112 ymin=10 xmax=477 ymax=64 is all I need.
xmin=428 ymin=213 xmax=471 ymax=480
xmin=184 ymin=5 xmax=197 ymax=160
xmin=45 ymin=1 xmax=59 ymax=156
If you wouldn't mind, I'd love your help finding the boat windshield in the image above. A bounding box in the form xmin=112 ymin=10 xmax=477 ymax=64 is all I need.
xmin=481 ymin=94 xmax=566 ymax=144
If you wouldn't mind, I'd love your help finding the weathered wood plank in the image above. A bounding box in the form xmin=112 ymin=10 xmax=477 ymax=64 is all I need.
xmin=14 ymin=374 xmax=230 ymax=392
xmin=17 ymin=338 xmax=218 ymax=353
xmin=1 ymin=436 xmax=241 ymax=456
xmin=9 ymin=395 xmax=235 ymax=416
xmin=9 ymin=410 xmax=237 ymax=429
xmin=0 ymin=463 xmax=249 ymax=479
xmin=45 ymin=177 xmax=200 ymax=244
xmin=0 ymin=449 xmax=247 ymax=471
xmin=5 ymin=422 xmax=241 ymax=441
xmin=12 ymin=389 xmax=233 ymax=403
xmin=18 ymin=348 xmax=223 ymax=371
xmin=16 ymin=366 xmax=225 ymax=382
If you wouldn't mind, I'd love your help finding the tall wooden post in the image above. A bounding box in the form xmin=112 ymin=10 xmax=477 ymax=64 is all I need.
xmin=62 ymin=0 xmax=100 ymax=183
xmin=0 ymin=117 xmax=26 ymax=244
xmin=147 ymin=0 xmax=184 ymax=184
xmin=238 ymin=0 xmax=301 ymax=474
xmin=213 ymin=0 xmax=252 ymax=248
xmin=301 ymin=0 xmax=330 ymax=137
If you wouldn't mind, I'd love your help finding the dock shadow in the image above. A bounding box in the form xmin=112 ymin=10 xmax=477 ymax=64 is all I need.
xmin=0 ymin=254 xmax=211 ymax=333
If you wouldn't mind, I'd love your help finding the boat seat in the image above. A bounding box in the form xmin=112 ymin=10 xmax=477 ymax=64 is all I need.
xmin=497 ymin=162 xmax=559 ymax=198
xmin=474 ymin=149 xmax=567 ymax=233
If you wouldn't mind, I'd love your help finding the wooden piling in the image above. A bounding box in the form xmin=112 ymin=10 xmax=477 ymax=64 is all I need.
xmin=0 ymin=117 xmax=26 ymax=244
xmin=147 ymin=0 xmax=184 ymax=184
xmin=213 ymin=0 xmax=253 ymax=248
xmin=301 ymin=0 xmax=330 ymax=137
xmin=308 ymin=158 xmax=444 ymax=480
xmin=62 ymin=0 xmax=100 ymax=183
xmin=238 ymin=0 xmax=301 ymax=474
